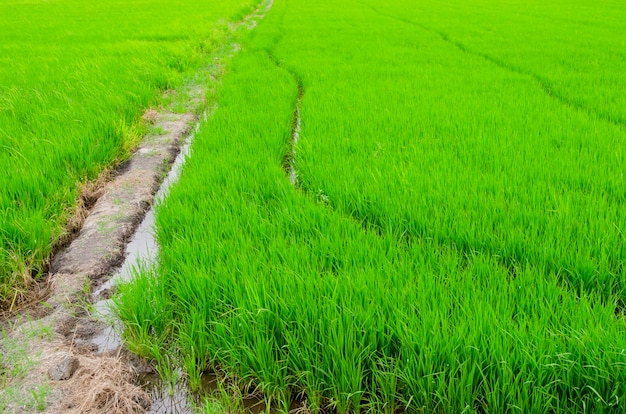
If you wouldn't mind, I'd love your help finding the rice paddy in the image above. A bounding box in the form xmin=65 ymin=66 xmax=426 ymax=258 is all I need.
xmin=113 ymin=0 xmax=626 ymax=412
xmin=4 ymin=0 xmax=626 ymax=412
xmin=0 ymin=0 xmax=259 ymax=306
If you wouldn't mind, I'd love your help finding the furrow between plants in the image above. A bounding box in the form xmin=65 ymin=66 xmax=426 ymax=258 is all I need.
xmin=286 ymin=88 xmax=303 ymax=186
xmin=267 ymin=53 xmax=304 ymax=187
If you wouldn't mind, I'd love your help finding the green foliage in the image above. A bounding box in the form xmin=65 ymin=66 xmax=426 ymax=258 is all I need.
xmin=116 ymin=0 xmax=626 ymax=411
xmin=290 ymin=0 xmax=626 ymax=303
xmin=0 ymin=320 xmax=53 ymax=410
xmin=28 ymin=384 xmax=51 ymax=412
xmin=0 ymin=0 xmax=260 ymax=305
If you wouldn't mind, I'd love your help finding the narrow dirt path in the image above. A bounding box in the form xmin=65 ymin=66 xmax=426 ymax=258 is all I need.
xmin=0 ymin=2 xmax=272 ymax=413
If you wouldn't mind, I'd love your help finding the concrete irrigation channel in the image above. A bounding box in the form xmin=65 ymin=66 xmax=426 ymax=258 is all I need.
xmin=0 ymin=2 xmax=271 ymax=412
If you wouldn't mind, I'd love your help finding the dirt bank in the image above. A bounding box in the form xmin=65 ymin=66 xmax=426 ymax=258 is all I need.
xmin=0 ymin=2 xmax=271 ymax=412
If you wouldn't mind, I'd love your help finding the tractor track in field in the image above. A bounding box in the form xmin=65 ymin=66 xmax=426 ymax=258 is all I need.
xmin=285 ymin=86 xmax=303 ymax=187
xmin=262 ymin=0 xmax=305 ymax=188
xmin=268 ymin=52 xmax=304 ymax=187
xmin=0 ymin=1 xmax=272 ymax=413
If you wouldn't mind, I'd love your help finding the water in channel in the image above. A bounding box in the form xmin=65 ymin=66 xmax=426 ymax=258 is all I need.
xmin=91 ymin=113 xmax=201 ymax=413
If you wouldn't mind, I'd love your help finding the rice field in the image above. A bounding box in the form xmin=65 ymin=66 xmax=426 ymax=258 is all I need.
xmin=114 ymin=0 xmax=626 ymax=412
xmin=3 ymin=0 xmax=625 ymax=411
xmin=0 ymin=0 xmax=259 ymax=306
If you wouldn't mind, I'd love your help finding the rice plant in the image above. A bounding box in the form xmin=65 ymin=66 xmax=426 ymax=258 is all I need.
xmin=116 ymin=0 xmax=626 ymax=411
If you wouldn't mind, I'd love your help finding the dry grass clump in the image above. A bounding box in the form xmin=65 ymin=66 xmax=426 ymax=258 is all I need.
xmin=66 ymin=172 xmax=111 ymax=237
xmin=62 ymin=355 xmax=150 ymax=414
xmin=142 ymin=109 xmax=160 ymax=125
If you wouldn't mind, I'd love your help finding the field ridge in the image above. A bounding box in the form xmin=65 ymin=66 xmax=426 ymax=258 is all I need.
xmin=0 ymin=0 xmax=264 ymax=308
xmin=0 ymin=1 xmax=271 ymax=410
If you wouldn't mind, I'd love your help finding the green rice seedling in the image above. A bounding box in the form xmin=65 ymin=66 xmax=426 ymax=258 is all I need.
xmin=283 ymin=0 xmax=626 ymax=303
xmin=0 ymin=0 xmax=261 ymax=306
xmin=116 ymin=0 xmax=626 ymax=411
xmin=361 ymin=0 xmax=626 ymax=126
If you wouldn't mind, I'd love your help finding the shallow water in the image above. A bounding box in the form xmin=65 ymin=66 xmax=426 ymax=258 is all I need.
xmin=91 ymin=76 xmax=306 ymax=411
xmin=140 ymin=371 xmax=270 ymax=414
xmin=88 ymin=108 xmax=275 ymax=412
xmin=90 ymin=113 xmax=204 ymax=412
